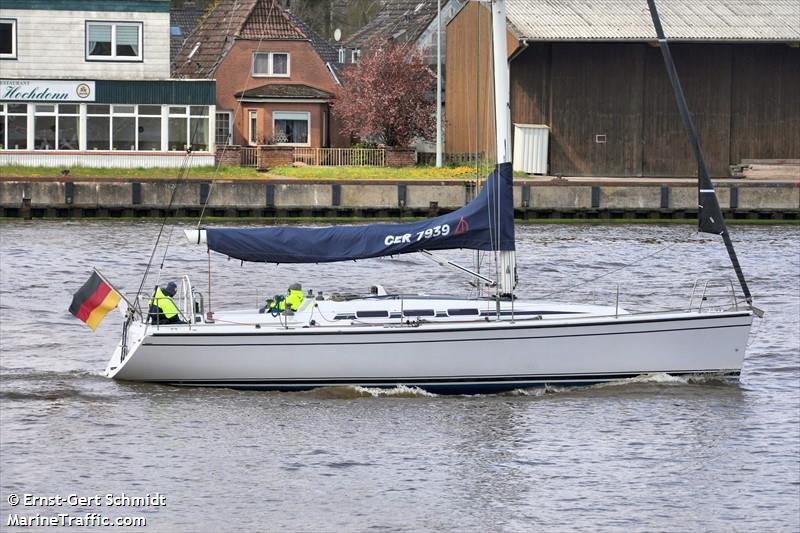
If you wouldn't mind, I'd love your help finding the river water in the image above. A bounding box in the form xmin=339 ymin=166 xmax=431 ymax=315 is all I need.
xmin=0 ymin=220 xmax=798 ymax=532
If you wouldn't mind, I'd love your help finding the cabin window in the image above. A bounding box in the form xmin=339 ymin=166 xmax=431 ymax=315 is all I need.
xmin=0 ymin=19 xmax=17 ymax=59
xmin=356 ymin=310 xmax=390 ymax=319
xmin=402 ymin=309 xmax=435 ymax=317
xmin=87 ymin=22 xmax=142 ymax=61
xmin=447 ymin=308 xmax=480 ymax=316
xmin=252 ymin=52 xmax=290 ymax=77
xmin=215 ymin=111 xmax=232 ymax=146
xmin=272 ymin=111 xmax=309 ymax=145
xmin=2 ymin=103 xmax=27 ymax=150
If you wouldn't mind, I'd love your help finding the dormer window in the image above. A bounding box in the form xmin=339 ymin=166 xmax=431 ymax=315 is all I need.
xmin=252 ymin=52 xmax=289 ymax=77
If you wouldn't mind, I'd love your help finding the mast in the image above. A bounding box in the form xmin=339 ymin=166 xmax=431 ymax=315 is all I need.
xmin=435 ymin=0 xmax=443 ymax=167
xmin=646 ymin=0 xmax=755 ymax=308
xmin=492 ymin=0 xmax=516 ymax=295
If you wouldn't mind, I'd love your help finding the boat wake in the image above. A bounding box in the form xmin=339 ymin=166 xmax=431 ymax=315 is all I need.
xmin=0 ymin=367 xmax=114 ymax=401
xmin=294 ymin=373 xmax=739 ymax=400
xmin=302 ymin=385 xmax=439 ymax=399
xmin=506 ymin=372 xmax=738 ymax=397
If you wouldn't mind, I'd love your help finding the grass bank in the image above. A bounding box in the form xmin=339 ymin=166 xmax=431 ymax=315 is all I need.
xmin=0 ymin=164 xmax=516 ymax=181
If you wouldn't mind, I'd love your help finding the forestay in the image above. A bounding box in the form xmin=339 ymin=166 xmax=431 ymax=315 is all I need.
xmin=204 ymin=162 xmax=515 ymax=264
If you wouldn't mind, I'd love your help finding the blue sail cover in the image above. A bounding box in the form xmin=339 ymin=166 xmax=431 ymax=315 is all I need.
xmin=205 ymin=162 xmax=515 ymax=264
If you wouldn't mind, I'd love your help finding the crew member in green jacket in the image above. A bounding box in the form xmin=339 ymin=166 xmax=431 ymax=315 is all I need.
xmin=149 ymin=281 xmax=184 ymax=324
xmin=261 ymin=282 xmax=305 ymax=315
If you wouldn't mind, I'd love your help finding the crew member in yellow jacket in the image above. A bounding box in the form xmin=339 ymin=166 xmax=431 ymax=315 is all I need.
xmin=261 ymin=282 xmax=305 ymax=315
xmin=149 ymin=281 xmax=184 ymax=324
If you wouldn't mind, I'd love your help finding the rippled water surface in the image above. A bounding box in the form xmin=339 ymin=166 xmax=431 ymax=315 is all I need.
xmin=1 ymin=221 xmax=798 ymax=532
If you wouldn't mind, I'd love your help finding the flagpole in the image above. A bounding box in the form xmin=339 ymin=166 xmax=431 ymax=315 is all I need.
xmin=93 ymin=267 xmax=140 ymax=318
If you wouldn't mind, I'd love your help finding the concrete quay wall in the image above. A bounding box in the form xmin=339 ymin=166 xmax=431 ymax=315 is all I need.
xmin=1 ymin=179 xmax=797 ymax=220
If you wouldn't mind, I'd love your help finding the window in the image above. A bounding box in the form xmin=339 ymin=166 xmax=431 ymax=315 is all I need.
xmin=189 ymin=106 xmax=209 ymax=151
xmin=350 ymin=48 xmax=361 ymax=63
xmin=248 ymin=110 xmax=258 ymax=145
xmin=252 ymin=52 xmax=289 ymax=76
xmin=0 ymin=19 xmax=17 ymax=59
xmin=337 ymin=47 xmax=345 ymax=64
xmin=166 ymin=105 xmax=210 ymax=151
xmin=138 ymin=105 xmax=161 ymax=151
xmin=215 ymin=111 xmax=232 ymax=146
xmin=168 ymin=106 xmax=188 ymax=151
xmin=33 ymin=105 xmax=56 ymax=150
xmin=273 ymin=111 xmax=309 ymax=145
xmin=111 ymin=105 xmax=136 ymax=150
xmin=87 ymin=22 xmax=142 ymax=61
xmin=58 ymin=104 xmax=80 ymax=150
xmin=86 ymin=104 xmax=110 ymax=150
xmin=1 ymin=103 xmax=27 ymax=150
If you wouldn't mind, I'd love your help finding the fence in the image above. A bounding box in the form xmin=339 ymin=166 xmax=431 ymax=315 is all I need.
xmin=294 ymin=147 xmax=385 ymax=167
xmin=241 ymin=147 xmax=259 ymax=167
xmin=417 ymin=152 xmax=486 ymax=166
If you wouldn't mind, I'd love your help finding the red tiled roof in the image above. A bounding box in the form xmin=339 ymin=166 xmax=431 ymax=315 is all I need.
xmin=173 ymin=0 xmax=308 ymax=78
xmin=344 ymin=0 xmax=438 ymax=50
xmin=240 ymin=0 xmax=306 ymax=40
xmin=235 ymin=83 xmax=334 ymax=99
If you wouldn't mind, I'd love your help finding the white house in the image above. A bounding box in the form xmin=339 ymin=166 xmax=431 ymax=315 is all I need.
xmin=0 ymin=0 xmax=216 ymax=168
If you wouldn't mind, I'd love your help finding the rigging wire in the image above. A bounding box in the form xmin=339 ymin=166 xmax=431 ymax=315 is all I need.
xmin=197 ymin=0 xmax=283 ymax=227
xmin=132 ymin=151 xmax=194 ymax=313
xmin=538 ymin=231 xmax=695 ymax=300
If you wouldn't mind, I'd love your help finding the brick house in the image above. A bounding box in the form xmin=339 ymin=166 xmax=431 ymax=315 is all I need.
xmin=173 ymin=0 xmax=344 ymax=149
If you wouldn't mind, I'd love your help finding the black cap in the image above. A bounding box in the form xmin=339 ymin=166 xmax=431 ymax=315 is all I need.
xmin=164 ymin=282 xmax=177 ymax=297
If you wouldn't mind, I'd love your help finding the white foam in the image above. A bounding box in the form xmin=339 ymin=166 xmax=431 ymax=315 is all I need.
xmin=351 ymin=384 xmax=439 ymax=397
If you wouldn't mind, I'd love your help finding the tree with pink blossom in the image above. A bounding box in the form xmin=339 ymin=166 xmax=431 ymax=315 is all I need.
xmin=332 ymin=44 xmax=436 ymax=148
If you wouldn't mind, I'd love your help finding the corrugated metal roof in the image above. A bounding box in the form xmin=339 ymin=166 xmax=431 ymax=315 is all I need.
xmin=505 ymin=0 xmax=800 ymax=42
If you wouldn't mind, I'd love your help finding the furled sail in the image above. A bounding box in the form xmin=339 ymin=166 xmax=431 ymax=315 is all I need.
xmin=647 ymin=0 xmax=753 ymax=305
xmin=204 ymin=162 xmax=514 ymax=263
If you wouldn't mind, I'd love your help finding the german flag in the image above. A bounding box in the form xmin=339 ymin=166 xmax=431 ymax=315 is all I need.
xmin=69 ymin=271 xmax=121 ymax=331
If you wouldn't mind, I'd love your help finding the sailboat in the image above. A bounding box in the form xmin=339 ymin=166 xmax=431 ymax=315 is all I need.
xmin=104 ymin=0 xmax=759 ymax=394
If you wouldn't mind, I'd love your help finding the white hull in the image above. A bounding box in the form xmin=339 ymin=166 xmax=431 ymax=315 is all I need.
xmin=106 ymin=300 xmax=752 ymax=393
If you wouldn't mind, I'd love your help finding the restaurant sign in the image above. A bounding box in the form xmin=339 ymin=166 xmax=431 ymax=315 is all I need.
xmin=1 ymin=80 xmax=96 ymax=102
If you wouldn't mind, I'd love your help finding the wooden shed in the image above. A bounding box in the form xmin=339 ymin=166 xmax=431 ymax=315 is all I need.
xmin=445 ymin=0 xmax=800 ymax=177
